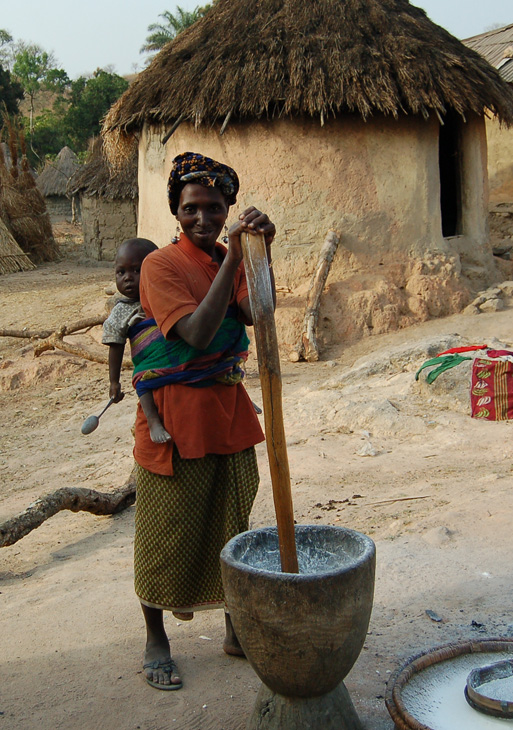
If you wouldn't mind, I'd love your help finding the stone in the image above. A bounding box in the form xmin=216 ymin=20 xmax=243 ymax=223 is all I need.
xmin=480 ymin=298 xmax=504 ymax=313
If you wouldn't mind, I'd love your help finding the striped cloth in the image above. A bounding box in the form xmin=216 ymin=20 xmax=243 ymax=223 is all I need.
xmin=471 ymin=358 xmax=513 ymax=420
xmin=130 ymin=308 xmax=249 ymax=396
xmin=134 ymin=448 xmax=259 ymax=612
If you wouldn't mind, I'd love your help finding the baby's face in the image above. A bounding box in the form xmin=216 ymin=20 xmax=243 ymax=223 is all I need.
xmin=115 ymin=250 xmax=145 ymax=300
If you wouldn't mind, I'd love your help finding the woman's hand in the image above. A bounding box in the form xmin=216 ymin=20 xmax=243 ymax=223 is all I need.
xmin=227 ymin=207 xmax=276 ymax=263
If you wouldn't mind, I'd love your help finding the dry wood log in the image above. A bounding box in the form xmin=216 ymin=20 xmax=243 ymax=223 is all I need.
xmin=0 ymin=316 xmax=105 ymax=340
xmin=0 ymin=475 xmax=136 ymax=548
xmin=0 ymin=316 xmax=131 ymax=369
xmin=290 ymin=230 xmax=340 ymax=363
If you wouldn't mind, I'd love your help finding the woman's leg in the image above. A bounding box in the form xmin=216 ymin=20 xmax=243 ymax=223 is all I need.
xmin=223 ymin=611 xmax=245 ymax=657
xmin=141 ymin=603 xmax=182 ymax=687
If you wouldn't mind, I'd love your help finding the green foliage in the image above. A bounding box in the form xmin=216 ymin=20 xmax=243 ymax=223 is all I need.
xmin=21 ymin=68 xmax=128 ymax=163
xmin=12 ymin=44 xmax=57 ymax=96
xmin=11 ymin=43 xmax=69 ymax=133
xmin=26 ymin=110 xmax=66 ymax=161
xmin=141 ymin=5 xmax=211 ymax=53
xmin=62 ymin=69 xmax=128 ymax=150
xmin=0 ymin=63 xmax=24 ymax=117
xmin=0 ymin=29 xmax=13 ymax=68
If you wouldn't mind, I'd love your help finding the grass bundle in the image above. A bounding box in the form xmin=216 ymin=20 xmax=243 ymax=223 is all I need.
xmin=0 ymin=214 xmax=36 ymax=274
xmin=0 ymin=125 xmax=59 ymax=265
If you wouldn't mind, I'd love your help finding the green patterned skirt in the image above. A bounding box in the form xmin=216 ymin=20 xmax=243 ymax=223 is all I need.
xmin=134 ymin=447 xmax=259 ymax=612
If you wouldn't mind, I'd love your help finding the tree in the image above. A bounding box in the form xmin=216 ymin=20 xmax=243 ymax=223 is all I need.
xmin=11 ymin=43 xmax=69 ymax=132
xmin=140 ymin=5 xmax=211 ymax=54
xmin=0 ymin=63 xmax=24 ymax=117
xmin=0 ymin=29 xmax=13 ymax=67
xmin=62 ymin=69 xmax=129 ymax=150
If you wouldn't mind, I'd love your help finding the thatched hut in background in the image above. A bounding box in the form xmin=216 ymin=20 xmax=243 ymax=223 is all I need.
xmin=36 ymin=146 xmax=80 ymax=222
xmin=464 ymin=24 xmax=513 ymax=206
xmin=0 ymin=215 xmax=35 ymax=274
xmin=67 ymin=137 xmax=138 ymax=261
xmin=0 ymin=143 xmax=58 ymax=265
xmin=103 ymin=0 xmax=513 ymax=346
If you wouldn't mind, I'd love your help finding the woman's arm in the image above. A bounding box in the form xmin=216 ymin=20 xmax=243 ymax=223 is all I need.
xmin=172 ymin=207 xmax=276 ymax=348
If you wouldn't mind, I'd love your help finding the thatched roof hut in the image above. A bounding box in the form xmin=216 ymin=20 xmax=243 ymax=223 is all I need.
xmin=0 ymin=215 xmax=36 ymax=274
xmin=102 ymin=0 xmax=513 ymax=346
xmin=36 ymin=146 xmax=80 ymax=221
xmin=0 ymin=145 xmax=58 ymax=265
xmin=104 ymin=0 xmax=513 ymax=137
xmin=67 ymin=137 xmax=137 ymax=201
xmin=67 ymin=137 xmax=138 ymax=261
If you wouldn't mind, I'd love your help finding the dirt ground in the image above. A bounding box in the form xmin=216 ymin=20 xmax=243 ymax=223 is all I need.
xmin=3 ymin=225 xmax=513 ymax=729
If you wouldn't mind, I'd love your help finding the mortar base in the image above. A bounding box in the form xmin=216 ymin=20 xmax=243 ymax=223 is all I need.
xmin=247 ymin=681 xmax=364 ymax=730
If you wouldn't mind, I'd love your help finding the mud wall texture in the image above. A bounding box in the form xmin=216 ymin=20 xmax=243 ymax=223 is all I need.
xmin=486 ymin=116 xmax=513 ymax=205
xmin=80 ymin=196 xmax=137 ymax=261
xmin=45 ymin=196 xmax=72 ymax=222
xmin=136 ymin=114 xmax=497 ymax=348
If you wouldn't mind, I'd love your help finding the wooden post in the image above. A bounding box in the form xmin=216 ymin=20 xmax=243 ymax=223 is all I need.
xmin=291 ymin=230 xmax=340 ymax=362
xmin=241 ymin=231 xmax=299 ymax=573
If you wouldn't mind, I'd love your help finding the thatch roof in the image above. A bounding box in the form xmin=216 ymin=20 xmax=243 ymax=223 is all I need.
xmin=0 ymin=148 xmax=59 ymax=265
xmin=36 ymin=146 xmax=80 ymax=197
xmin=0 ymin=215 xmax=35 ymax=274
xmin=67 ymin=137 xmax=138 ymax=200
xmin=103 ymin=0 xmax=513 ymax=145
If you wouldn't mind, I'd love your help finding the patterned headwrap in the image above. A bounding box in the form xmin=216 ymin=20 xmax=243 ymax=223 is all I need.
xmin=167 ymin=151 xmax=239 ymax=215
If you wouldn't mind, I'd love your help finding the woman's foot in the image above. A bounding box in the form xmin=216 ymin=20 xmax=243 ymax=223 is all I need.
xmin=143 ymin=657 xmax=182 ymax=690
xmin=223 ymin=612 xmax=245 ymax=657
xmin=141 ymin=603 xmax=182 ymax=689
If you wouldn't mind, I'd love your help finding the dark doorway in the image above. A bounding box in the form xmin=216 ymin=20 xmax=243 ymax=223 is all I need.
xmin=439 ymin=110 xmax=462 ymax=237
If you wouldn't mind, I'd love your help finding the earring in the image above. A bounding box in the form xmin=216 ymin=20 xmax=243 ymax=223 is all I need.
xmin=171 ymin=223 xmax=181 ymax=244
xmin=222 ymin=225 xmax=228 ymax=244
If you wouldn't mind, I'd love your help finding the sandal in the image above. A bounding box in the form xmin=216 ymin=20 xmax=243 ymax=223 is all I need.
xmin=143 ymin=658 xmax=183 ymax=691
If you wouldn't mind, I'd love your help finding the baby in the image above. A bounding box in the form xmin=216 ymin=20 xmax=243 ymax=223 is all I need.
xmin=102 ymin=238 xmax=171 ymax=444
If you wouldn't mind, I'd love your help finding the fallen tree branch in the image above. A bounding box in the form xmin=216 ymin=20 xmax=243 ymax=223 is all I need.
xmin=289 ymin=230 xmax=340 ymax=362
xmin=0 ymin=315 xmax=106 ymax=340
xmin=0 ymin=315 xmax=131 ymax=369
xmin=0 ymin=474 xmax=136 ymax=548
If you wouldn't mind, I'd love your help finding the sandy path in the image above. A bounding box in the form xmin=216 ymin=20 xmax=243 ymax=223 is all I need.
xmin=2 ymin=244 xmax=513 ymax=729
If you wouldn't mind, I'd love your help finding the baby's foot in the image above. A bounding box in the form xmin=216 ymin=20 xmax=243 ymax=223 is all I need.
xmin=149 ymin=423 xmax=172 ymax=444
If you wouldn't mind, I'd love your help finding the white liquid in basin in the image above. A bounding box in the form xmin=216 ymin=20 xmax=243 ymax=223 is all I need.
xmin=401 ymin=652 xmax=513 ymax=729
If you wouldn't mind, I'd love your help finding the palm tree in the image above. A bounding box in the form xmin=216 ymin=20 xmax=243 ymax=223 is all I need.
xmin=140 ymin=6 xmax=210 ymax=54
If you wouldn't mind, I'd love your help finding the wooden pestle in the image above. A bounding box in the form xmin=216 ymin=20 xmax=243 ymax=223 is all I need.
xmin=241 ymin=231 xmax=299 ymax=573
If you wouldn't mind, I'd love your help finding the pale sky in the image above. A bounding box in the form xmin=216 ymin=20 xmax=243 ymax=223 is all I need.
xmin=1 ymin=0 xmax=511 ymax=80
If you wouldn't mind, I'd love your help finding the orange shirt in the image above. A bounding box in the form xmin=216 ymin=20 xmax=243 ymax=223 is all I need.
xmin=134 ymin=235 xmax=264 ymax=475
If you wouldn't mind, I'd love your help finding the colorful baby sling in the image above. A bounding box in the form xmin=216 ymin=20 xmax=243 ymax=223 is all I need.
xmin=130 ymin=306 xmax=249 ymax=396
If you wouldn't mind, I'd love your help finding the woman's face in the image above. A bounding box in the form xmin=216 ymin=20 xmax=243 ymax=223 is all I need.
xmin=176 ymin=183 xmax=229 ymax=251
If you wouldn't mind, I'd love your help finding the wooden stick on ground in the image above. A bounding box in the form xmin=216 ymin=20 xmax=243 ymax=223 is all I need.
xmin=241 ymin=230 xmax=298 ymax=573
xmin=0 ymin=316 xmax=131 ymax=369
xmin=0 ymin=315 xmax=106 ymax=340
xmin=0 ymin=473 xmax=136 ymax=548
xmin=290 ymin=230 xmax=340 ymax=363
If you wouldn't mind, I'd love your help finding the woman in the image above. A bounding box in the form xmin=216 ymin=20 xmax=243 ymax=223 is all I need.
xmin=133 ymin=151 xmax=276 ymax=690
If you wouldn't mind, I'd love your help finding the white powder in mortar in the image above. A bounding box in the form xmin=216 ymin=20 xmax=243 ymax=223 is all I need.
xmin=401 ymin=652 xmax=513 ymax=729
xmin=238 ymin=545 xmax=353 ymax=574
xmin=479 ymin=676 xmax=513 ymax=703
